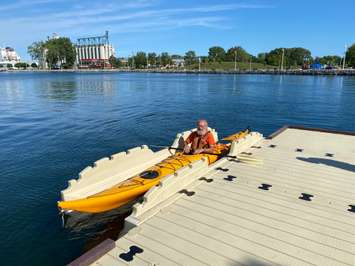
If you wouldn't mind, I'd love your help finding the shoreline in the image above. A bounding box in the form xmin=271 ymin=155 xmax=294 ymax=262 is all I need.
xmin=1 ymin=68 xmax=355 ymax=76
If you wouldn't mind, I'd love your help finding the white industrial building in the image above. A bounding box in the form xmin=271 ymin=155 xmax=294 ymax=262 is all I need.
xmin=75 ymin=31 xmax=115 ymax=68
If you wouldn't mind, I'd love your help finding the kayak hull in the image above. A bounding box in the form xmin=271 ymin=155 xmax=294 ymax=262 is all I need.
xmin=58 ymin=149 xmax=226 ymax=213
xmin=58 ymin=182 xmax=156 ymax=213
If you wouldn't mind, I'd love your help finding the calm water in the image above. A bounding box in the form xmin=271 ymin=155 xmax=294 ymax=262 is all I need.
xmin=1 ymin=72 xmax=355 ymax=265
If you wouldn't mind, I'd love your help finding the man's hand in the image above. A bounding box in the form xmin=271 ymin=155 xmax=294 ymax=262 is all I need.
xmin=192 ymin=148 xmax=204 ymax=154
xmin=183 ymin=145 xmax=191 ymax=154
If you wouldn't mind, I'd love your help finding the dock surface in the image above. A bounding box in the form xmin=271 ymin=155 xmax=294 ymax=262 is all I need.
xmin=78 ymin=126 xmax=355 ymax=266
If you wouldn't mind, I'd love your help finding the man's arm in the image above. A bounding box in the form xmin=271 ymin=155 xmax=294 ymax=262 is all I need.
xmin=192 ymin=145 xmax=215 ymax=154
xmin=183 ymin=133 xmax=193 ymax=154
xmin=201 ymin=145 xmax=215 ymax=154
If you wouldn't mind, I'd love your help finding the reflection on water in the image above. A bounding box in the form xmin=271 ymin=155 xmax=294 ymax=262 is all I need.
xmin=64 ymin=205 xmax=132 ymax=249
xmin=39 ymin=80 xmax=78 ymax=101
xmin=63 ymin=198 xmax=141 ymax=253
xmin=37 ymin=77 xmax=115 ymax=101
xmin=1 ymin=72 xmax=355 ymax=266
xmin=0 ymin=80 xmax=22 ymax=104
xmin=63 ymin=199 xmax=136 ymax=235
xmin=0 ymin=73 xmax=116 ymax=103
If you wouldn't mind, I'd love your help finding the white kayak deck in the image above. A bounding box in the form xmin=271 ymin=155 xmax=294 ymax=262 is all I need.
xmin=87 ymin=126 xmax=355 ymax=266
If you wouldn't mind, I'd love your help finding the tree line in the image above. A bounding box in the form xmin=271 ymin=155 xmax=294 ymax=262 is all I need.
xmin=27 ymin=35 xmax=355 ymax=70
xmin=113 ymin=44 xmax=355 ymax=69
xmin=0 ymin=62 xmax=38 ymax=69
xmin=110 ymin=52 xmax=176 ymax=68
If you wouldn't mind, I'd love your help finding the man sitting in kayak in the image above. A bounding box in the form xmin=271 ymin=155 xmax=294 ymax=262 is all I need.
xmin=183 ymin=119 xmax=216 ymax=154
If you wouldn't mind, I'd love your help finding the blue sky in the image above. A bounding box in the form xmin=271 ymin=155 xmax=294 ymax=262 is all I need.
xmin=1 ymin=0 xmax=354 ymax=61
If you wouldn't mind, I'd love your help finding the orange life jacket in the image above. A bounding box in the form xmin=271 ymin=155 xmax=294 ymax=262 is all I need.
xmin=191 ymin=131 xmax=212 ymax=151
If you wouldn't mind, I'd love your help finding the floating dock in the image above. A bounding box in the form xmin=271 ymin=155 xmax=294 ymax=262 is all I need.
xmin=69 ymin=125 xmax=355 ymax=266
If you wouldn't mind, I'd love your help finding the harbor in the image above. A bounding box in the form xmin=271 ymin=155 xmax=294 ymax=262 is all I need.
xmin=1 ymin=72 xmax=355 ymax=266
xmin=1 ymin=1 xmax=355 ymax=264
xmin=68 ymin=125 xmax=355 ymax=266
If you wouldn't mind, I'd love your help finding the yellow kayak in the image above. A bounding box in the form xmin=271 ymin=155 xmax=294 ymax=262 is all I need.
xmin=58 ymin=129 xmax=249 ymax=213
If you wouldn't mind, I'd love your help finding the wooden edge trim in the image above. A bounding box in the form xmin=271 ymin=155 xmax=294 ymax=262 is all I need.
xmin=67 ymin=239 xmax=115 ymax=266
xmin=267 ymin=125 xmax=355 ymax=139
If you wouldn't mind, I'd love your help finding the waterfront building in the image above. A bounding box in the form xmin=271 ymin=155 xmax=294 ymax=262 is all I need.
xmin=75 ymin=31 xmax=115 ymax=68
xmin=310 ymin=62 xmax=323 ymax=70
xmin=172 ymin=58 xmax=185 ymax=68
xmin=118 ymin=57 xmax=128 ymax=67
xmin=0 ymin=47 xmax=21 ymax=67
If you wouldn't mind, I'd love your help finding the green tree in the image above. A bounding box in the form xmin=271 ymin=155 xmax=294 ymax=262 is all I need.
xmin=346 ymin=44 xmax=355 ymax=68
xmin=208 ymin=46 xmax=225 ymax=62
xmin=257 ymin=53 xmax=267 ymax=64
xmin=318 ymin=55 xmax=342 ymax=66
xmin=265 ymin=47 xmax=312 ymax=68
xmin=160 ymin=52 xmax=172 ymax=66
xmin=128 ymin=56 xmax=134 ymax=68
xmin=134 ymin=52 xmax=147 ymax=68
xmin=265 ymin=48 xmax=283 ymax=66
xmin=184 ymin=50 xmax=197 ymax=66
xmin=200 ymin=56 xmax=208 ymax=64
xmin=15 ymin=62 xmax=29 ymax=69
xmin=148 ymin=53 xmax=157 ymax=67
xmin=27 ymin=41 xmax=45 ymax=61
xmin=287 ymin=47 xmax=312 ymax=67
xmin=226 ymin=46 xmax=252 ymax=62
xmin=109 ymin=55 xmax=121 ymax=68
xmin=45 ymin=37 xmax=76 ymax=69
xmin=171 ymin=54 xmax=182 ymax=59
xmin=31 ymin=63 xmax=38 ymax=68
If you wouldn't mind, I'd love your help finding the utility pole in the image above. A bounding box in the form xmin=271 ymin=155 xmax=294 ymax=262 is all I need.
xmin=249 ymin=58 xmax=252 ymax=71
xmin=198 ymin=56 xmax=201 ymax=72
xmin=234 ymin=49 xmax=237 ymax=71
xmin=132 ymin=52 xmax=135 ymax=69
xmin=343 ymin=44 xmax=347 ymax=70
xmin=281 ymin=48 xmax=285 ymax=71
